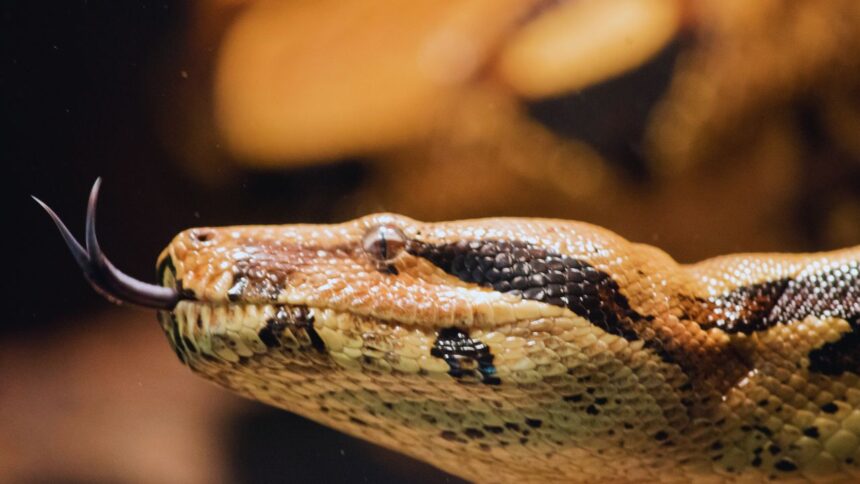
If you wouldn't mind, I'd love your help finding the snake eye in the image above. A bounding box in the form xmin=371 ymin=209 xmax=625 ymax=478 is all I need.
xmin=363 ymin=225 xmax=406 ymax=263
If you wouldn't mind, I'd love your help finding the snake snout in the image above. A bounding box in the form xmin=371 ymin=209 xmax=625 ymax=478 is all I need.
xmin=33 ymin=178 xmax=180 ymax=310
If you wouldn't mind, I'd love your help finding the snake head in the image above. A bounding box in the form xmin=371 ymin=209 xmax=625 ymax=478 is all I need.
xmin=151 ymin=213 xmax=677 ymax=376
xmin=33 ymin=178 xmax=180 ymax=310
xmin=155 ymin=214 xmax=593 ymax=329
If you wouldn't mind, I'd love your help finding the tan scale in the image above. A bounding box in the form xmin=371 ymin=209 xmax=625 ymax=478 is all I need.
xmin=140 ymin=214 xmax=860 ymax=482
xmin=45 ymin=203 xmax=860 ymax=482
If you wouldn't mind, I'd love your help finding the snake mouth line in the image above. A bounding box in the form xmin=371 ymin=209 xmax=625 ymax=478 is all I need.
xmin=170 ymin=299 xmax=492 ymax=345
xmin=170 ymin=296 xmax=579 ymax=341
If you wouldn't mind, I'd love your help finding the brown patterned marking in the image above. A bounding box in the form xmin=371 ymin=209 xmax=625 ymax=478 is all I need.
xmin=407 ymin=238 xmax=720 ymax=378
xmin=221 ymin=238 xmax=359 ymax=303
xmin=232 ymin=253 xmax=298 ymax=301
xmin=409 ymin=239 xmax=777 ymax=398
xmin=688 ymin=261 xmax=859 ymax=334
xmin=409 ymin=239 xmax=651 ymax=342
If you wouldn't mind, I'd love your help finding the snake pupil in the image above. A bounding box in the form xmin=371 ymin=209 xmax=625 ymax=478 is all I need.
xmin=362 ymin=225 xmax=406 ymax=263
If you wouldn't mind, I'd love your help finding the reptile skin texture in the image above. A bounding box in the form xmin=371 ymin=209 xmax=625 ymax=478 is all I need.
xmin=154 ymin=214 xmax=859 ymax=483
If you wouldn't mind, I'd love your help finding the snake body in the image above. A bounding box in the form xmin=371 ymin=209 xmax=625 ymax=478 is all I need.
xmin=36 ymin=188 xmax=860 ymax=483
xmin=149 ymin=214 xmax=859 ymax=483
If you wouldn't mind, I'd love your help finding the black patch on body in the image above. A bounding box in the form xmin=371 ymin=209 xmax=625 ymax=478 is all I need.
xmin=440 ymin=430 xmax=467 ymax=444
xmin=431 ymin=327 xmax=500 ymax=385
xmin=808 ymin=316 xmax=860 ymax=376
xmin=821 ymin=402 xmax=839 ymax=413
xmin=410 ymin=240 xmax=651 ymax=342
xmin=775 ymin=459 xmax=798 ymax=472
xmin=257 ymin=320 xmax=281 ymax=348
xmin=182 ymin=336 xmax=198 ymax=354
xmin=525 ymin=418 xmax=542 ymax=429
xmin=753 ymin=425 xmax=773 ymax=438
xmin=693 ymin=261 xmax=858 ymax=334
xmin=258 ymin=305 xmax=324 ymax=352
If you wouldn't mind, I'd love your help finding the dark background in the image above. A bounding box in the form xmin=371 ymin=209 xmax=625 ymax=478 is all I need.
xmin=4 ymin=1 xmax=859 ymax=482
xmin=5 ymin=2 xmax=365 ymax=329
xmin=4 ymin=1 xmax=676 ymax=331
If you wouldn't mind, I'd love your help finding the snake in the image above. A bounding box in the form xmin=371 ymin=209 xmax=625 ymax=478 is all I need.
xmin=36 ymin=180 xmax=859 ymax=483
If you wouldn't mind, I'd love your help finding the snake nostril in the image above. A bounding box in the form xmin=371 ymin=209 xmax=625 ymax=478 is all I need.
xmin=191 ymin=229 xmax=216 ymax=243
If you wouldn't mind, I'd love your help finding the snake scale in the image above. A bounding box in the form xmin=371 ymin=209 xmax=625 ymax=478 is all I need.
xmin=37 ymin=180 xmax=860 ymax=482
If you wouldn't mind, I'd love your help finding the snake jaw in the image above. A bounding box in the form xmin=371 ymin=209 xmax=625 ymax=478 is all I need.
xmin=33 ymin=178 xmax=180 ymax=310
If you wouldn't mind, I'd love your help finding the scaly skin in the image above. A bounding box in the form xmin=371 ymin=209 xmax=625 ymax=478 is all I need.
xmin=155 ymin=214 xmax=859 ymax=483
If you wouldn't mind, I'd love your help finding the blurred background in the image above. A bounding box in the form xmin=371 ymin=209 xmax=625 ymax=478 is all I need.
xmin=3 ymin=0 xmax=860 ymax=482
